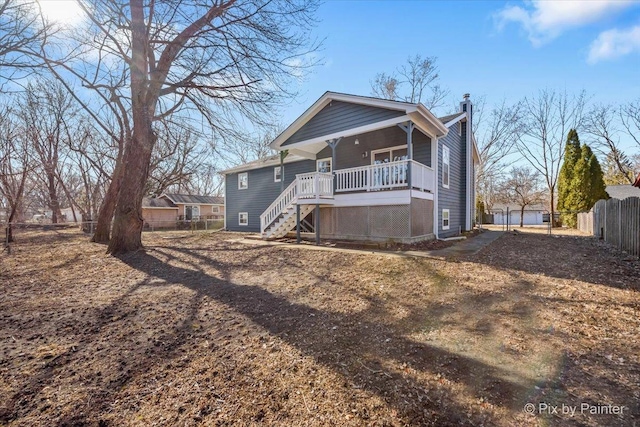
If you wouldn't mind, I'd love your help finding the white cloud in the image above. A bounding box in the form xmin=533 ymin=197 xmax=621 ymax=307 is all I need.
xmin=588 ymin=25 xmax=640 ymax=62
xmin=37 ymin=0 xmax=86 ymax=28
xmin=495 ymin=0 xmax=639 ymax=46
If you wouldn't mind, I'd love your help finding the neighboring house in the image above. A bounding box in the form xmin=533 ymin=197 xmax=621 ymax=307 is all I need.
xmin=491 ymin=203 xmax=547 ymax=226
xmin=605 ymin=185 xmax=640 ymax=200
xmin=222 ymin=91 xmax=479 ymax=242
xmin=161 ymin=194 xmax=225 ymax=221
xmin=142 ymin=193 xmax=224 ymax=228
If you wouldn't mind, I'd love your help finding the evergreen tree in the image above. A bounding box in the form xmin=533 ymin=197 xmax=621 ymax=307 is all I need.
xmin=557 ymin=129 xmax=582 ymax=225
xmin=584 ymin=145 xmax=609 ymax=206
xmin=563 ymin=143 xmax=609 ymax=227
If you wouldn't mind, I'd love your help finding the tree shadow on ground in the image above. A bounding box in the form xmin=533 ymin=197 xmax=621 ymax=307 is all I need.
xmin=111 ymin=245 xmax=539 ymax=425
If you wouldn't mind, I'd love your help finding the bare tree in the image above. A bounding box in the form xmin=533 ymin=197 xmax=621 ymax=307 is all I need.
xmin=370 ymin=55 xmax=449 ymax=110
xmin=585 ymin=103 xmax=634 ymax=184
xmin=473 ymin=97 xmax=524 ymax=212
xmin=181 ymin=163 xmax=224 ymax=196
xmin=146 ymin=125 xmax=210 ymax=196
xmin=0 ymin=105 xmax=35 ymax=241
xmin=516 ymin=89 xmax=587 ymax=226
xmin=39 ymin=0 xmax=320 ymax=253
xmin=370 ymin=73 xmax=400 ymax=102
xmin=620 ymin=99 xmax=640 ymax=148
xmin=0 ymin=0 xmax=50 ymax=83
xmin=17 ymin=80 xmax=78 ymax=223
xmin=498 ymin=166 xmax=545 ymax=228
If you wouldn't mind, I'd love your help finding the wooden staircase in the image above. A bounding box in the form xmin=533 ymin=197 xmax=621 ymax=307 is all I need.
xmin=262 ymin=203 xmax=314 ymax=239
xmin=260 ymin=173 xmax=334 ymax=239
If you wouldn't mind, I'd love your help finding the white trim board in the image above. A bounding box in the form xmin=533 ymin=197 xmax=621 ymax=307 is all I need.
xmin=333 ymin=191 xmax=411 ymax=207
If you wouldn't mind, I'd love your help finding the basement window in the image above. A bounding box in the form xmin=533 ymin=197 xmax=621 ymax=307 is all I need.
xmin=442 ymin=209 xmax=450 ymax=230
xmin=239 ymin=212 xmax=248 ymax=226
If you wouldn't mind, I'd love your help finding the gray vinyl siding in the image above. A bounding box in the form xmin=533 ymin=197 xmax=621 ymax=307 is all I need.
xmin=412 ymin=130 xmax=432 ymax=167
xmin=315 ymin=126 xmax=432 ymax=169
xmin=225 ymin=160 xmax=315 ymax=232
xmin=283 ymin=101 xmax=405 ymax=146
xmin=437 ymin=121 xmax=467 ymax=237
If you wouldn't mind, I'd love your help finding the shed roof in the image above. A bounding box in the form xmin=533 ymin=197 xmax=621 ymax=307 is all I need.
xmin=605 ymin=185 xmax=640 ymax=200
xmin=142 ymin=197 xmax=178 ymax=208
xmin=163 ymin=194 xmax=224 ymax=205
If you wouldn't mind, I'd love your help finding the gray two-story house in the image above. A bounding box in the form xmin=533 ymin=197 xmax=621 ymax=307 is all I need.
xmin=222 ymin=92 xmax=479 ymax=242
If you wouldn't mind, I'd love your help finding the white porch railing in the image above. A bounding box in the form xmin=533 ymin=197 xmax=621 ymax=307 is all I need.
xmin=409 ymin=160 xmax=435 ymax=192
xmin=260 ymin=164 xmax=433 ymax=234
xmin=296 ymin=172 xmax=333 ymax=199
xmin=334 ymin=160 xmax=434 ymax=193
xmin=260 ymin=179 xmax=297 ymax=232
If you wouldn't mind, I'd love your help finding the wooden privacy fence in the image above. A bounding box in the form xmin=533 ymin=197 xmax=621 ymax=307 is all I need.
xmin=578 ymin=197 xmax=640 ymax=257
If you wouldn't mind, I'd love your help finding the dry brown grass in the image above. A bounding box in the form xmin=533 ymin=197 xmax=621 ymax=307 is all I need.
xmin=0 ymin=228 xmax=638 ymax=426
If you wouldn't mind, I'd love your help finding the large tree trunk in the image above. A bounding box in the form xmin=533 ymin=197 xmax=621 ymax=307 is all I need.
xmin=91 ymin=163 xmax=123 ymax=243
xmin=6 ymin=208 xmax=16 ymax=243
xmin=106 ymin=0 xmax=156 ymax=254
xmin=520 ymin=207 xmax=524 ymax=228
xmin=47 ymin=172 xmax=61 ymax=223
xmin=107 ymin=124 xmax=155 ymax=254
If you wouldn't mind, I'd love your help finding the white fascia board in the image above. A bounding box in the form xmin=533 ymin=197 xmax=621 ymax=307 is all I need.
xmin=270 ymin=92 xmax=421 ymax=150
xmin=416 ymin=104 xmax=450 ymax=136
xmin=409 ymin=112 xmax=448 ymax=140
xmin=279 ymin=115 xmax=412 ymax=151
xmin=270 ymin=94 xmax=333 ymax=150
xmin=288 ymin=148 xmax=319 ymax=160
xmin=328 ymin=92 xmax=416 ymax=111
xmin=472 ymin=133 xmax=480 ymax=164
xmin=219 ymin=155 xmax=307 ymax=174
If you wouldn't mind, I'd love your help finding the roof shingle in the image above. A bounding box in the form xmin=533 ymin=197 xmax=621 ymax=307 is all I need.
xmin=163 ymin=194 xmax=224 ymax=205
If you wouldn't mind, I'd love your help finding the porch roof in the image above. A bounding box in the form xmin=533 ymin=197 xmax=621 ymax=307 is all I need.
xmin=270 ymin=92 xmax=449 ymax=158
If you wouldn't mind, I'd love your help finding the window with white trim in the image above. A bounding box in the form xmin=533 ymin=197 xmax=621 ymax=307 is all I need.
xmin=212 ymin=206 xmax=219 ymax=213
xmin=370 ymin=145 xmax=408 ymax=165
xmin=274 ymin=166 xmax=281 ymax=182
xmin=317 ymin=158 xmax=331 ymax=173
xmin=442 ymin=145 xmax=450 ymax=189
xmin=239 ymin=212 xmax=248 ymax=226
xmin=442 ymin=209 xmax=450 ymax=230
xmin=238 ymin=172 xmax=248 ymax=189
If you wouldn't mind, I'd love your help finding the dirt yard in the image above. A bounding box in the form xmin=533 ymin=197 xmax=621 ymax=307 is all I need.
xmin=1 ymin=229 xmax=638 ymax=426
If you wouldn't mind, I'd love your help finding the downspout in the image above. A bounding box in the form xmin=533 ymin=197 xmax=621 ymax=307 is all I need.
xmin=433 ymin=136 xmax=439 ymax=239
xmin=280 ymin=149 xmax=289 ymax=193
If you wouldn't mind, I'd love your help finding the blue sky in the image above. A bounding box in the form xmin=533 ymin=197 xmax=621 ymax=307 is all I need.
xmin=283 ymin=0 xmax=640 ymax=130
